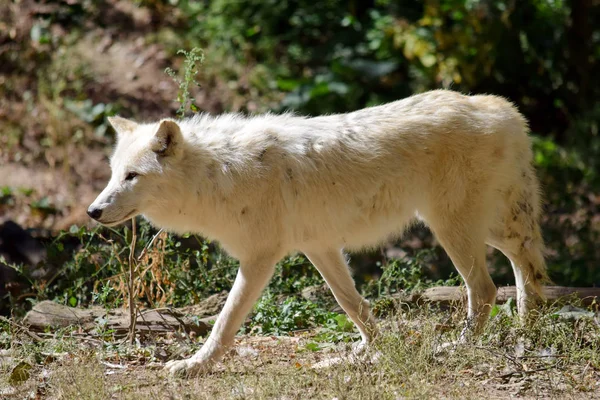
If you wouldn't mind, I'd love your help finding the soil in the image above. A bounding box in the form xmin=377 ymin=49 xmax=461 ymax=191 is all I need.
xmin=0 ymin=0 xmax=189 ymax=232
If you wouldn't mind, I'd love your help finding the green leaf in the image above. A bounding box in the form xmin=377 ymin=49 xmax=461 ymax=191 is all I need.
xmin=276 ymin=79 xmax=302 ymax=91
xmin=9 ymin=361 xmax=32 ymax=385
xmin=1 ymin=186 xmax=13 ymax=196
xmin=490 ymin=304 xmax=500 ymax=318
xmin=30 ymin=197 xmax=56 ymax=212
xmin=18 ymin=188 xmax=33 ymax=196
xmin=501 ymin=297 xmax=516 ymax=318
xmin=304 ymin=342 xmax=320 ymax=352
xmin=69 ymin=297 xmax=77 ymax=307
xmin=309 ymin=82 xmax=330 ymax=98
xmin=30 ymin=23 xmax=50 ymax=44
xmin=552 ymin=305 xmax=595 ymax=320
xmin=335 ymin=314 xmax=354 ymax=332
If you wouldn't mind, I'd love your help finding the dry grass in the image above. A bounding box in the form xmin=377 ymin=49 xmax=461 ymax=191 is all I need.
xmin=1 ymin=301 xmax=599 ymax=399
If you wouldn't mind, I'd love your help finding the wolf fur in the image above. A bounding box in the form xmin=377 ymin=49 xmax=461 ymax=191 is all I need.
xmin=88 ymin=89 xmax=547 ymax=376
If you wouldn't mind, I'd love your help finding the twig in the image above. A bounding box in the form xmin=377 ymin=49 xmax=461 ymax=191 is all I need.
xmin=0 ymin=315 xmax=43 ymax=342
xmin=474 ymin=345 xmax=522 ymax=369
xmin=516 ymin=354 xmax=567 ymax=359
xmin=498 ymin=365 xmax=558 ymax=380
xmin=153 ymin=308 xmax=190 ymax=334
xmin=128 ymin=217 xmax=138 ymax=345
xmin=99 ymin=360 xmax=128 ymax=369
xmin=136 ymin=307 xmax=153 ymax=336
xmin=137 ymin=228 xmax=164 ymax=262
xmin=140 ymin=307 xmax=177 ymax=315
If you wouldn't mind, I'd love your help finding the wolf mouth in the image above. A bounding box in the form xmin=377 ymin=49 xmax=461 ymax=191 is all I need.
xmin=99 ymin=209 xmax=138 ymax=226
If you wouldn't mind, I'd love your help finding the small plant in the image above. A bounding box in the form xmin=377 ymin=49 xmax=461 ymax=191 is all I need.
xmin=362 ymin=249 xmax=460 ymax=298
xmin=0 ymin=318 xmax=10 ymax=349
xmin=92 ymin=284 xmax=122 ymax=310
xmin=269 ymin=254 xmax=324 ymax=295
xmin=0 ymin=186 xmax=14 ymax=205
xmin=164 ymin=47 xmax=204 ymax=117
xmin=5 ymin=219 xmax=236 ymax=312
xmin=313 ymin=313 xmax=360 ymax=343
xmin=249 ymin=293 xmax=337 ymax=336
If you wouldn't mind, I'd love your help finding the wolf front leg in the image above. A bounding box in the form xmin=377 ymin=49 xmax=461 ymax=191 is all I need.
xmin=166 ymin=255 xmax=278 ymax=377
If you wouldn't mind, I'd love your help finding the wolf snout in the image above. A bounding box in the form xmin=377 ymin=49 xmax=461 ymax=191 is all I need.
xmin=87 ymin=206 xmax=103 ymax=220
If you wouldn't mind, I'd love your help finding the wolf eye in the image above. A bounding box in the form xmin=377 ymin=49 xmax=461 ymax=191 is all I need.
xmin=125 ymin=172 xmax=138 ymax=181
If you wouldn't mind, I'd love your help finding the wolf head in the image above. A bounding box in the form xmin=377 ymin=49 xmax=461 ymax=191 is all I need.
xmin=87 ymin=116 xmax=184 ymax=226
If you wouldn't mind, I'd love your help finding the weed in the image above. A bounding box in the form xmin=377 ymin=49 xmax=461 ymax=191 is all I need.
xmin=269 ymin=254 xmax=324 ymax=295
xmin=164 ymin=47 xmax=205 ymax=117
xmin=92 ymin=284 xmax=122 ymax=310
xmin=362 ymin=249 xmax=461 ymax=298
xmin=249 ymin=293 xmax=334 ymax=336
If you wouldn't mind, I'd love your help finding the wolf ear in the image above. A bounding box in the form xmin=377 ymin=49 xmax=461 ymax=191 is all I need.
xmin=108 ymin=116 xmax=139 ymax=135
xmin=152 ymin=119 xmax=182 ymax=157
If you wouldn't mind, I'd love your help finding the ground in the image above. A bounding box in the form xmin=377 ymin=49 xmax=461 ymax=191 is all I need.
xmin=1 ymin=304 xmax=599 ymax=399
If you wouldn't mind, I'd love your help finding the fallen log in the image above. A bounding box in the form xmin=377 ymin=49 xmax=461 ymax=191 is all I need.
xmin=416 ymin=286 xmax=600 ymax=306
xmin=21 ymin=286 xmax=600 ymax=336
xmin=23 ymin=300 xmax=216 ymax=337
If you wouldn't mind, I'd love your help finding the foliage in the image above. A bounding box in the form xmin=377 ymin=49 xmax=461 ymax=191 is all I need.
xmin=268 ymin=254 xmax=324 ymax=295
xmin=164 ymin=47 xmax=205 ymax=117
xmin=172 ymin=0 xmax=599 ymax=133
xmin=250 ymin=293 xmax=333 ymax=336
xmin=531 ymin=136 xmax=600 ymax=286
xmin=362 ymin=249 xmax=461 ymax=298
xmin=5 ymin=220 xmax=237 ymax=313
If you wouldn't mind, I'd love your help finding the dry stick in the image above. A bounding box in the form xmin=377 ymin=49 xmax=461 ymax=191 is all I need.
xmin=135 ymin=307 xmax=153 ymax=336
xmin=140 ymin=307 xmax=190 ymax=334
xmin=137 ymin=228 xmax=164 ymax=262
xmin=0 ymin=315 xmax=43 ymax=342
xmin=128 ymin=217 xmax=138 ymax=345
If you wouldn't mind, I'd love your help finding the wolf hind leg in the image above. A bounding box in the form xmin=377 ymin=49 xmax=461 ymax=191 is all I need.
xmin=303 ymin=248 xmax=378 ymax=345
xmin=487 ymin=203 xmax=547 ymax=318
xmin=423 ymin=207 xmax=497 ymax=335
xmin=506 ymin=245 xmax=546 ymax=317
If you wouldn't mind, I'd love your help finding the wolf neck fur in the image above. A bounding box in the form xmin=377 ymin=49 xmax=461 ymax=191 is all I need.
xmin=143 ymin=112 xmax=299 ymax=238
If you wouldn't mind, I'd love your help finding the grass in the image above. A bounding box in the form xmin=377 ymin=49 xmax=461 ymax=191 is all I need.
xmin=1 ymin=300 xmax=599 ymax=399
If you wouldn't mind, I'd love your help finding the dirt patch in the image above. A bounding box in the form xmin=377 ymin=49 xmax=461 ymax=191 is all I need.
xmin=0 ymin=162 xmax=105 ymax=231
xmin=75 ymin=31 xmax=179 ymax=120
xmin=0 ymin=0 xmax=188 ymax=232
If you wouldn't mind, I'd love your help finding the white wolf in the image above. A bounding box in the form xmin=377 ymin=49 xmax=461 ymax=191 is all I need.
xmin=88 ymin=90 xmax=547 ymax=376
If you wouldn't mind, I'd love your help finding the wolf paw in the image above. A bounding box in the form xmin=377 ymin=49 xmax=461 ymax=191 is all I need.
xmin=351 ymin=340 xmax=369 ymax=355
xmin=350 ymin=340 xmax=383 ymax=364
xmin=434 ymin=336 xmax=472 ymax=356
xmin=165 ymin=359 xmax=191 ymax=377
xmin=165 ymin=358 xmax=208 ymax=377
xmin=434 ymin=341 xmax=459 ymax=355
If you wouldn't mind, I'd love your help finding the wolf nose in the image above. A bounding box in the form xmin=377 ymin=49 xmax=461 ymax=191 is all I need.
xmin=87 ymin=207 xmax=103 ymax=220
